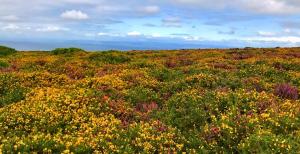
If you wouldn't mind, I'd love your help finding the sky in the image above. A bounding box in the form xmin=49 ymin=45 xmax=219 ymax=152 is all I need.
xmin=1 ymin=0 xmax=300 ymax=50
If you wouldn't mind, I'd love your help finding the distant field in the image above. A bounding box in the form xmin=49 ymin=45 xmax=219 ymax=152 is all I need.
xmin=0 ymin=46 xmax=300 ymax=153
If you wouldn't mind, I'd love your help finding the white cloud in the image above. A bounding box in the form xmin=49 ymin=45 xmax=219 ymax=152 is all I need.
xmin=183 ymin=36 xmax=201 ymax=41
xmin=1 ymin=23 xmax=32 ymax=32
xmin=244 ymin=36 xmax=300 ymax=43
xmin=150 ymin=33 xmax=162 ymax=38
xmin=97 ymin=32 xmax=123 ymax=37
xmin=36 ymin=26 xmax=69 ymax=32
xmin=127 ymin=31 xmax=142 ymax=36
xmin=257 ymin=31 xmax=276 ymax=37
xmin=1 ymin=15 xmax=19 ymax=21
xmin=97 ymin=32 xmax=108 ymax=36
xmin=169 ymin=0 xmax=300 ymax=15
xmin=138 ymin=6 xmax=160 ymax=14
xmin=1 ymin=24 xmax=19 ymax=30
xmin=61 ymin=10 xmax=89 ymax=20
xmin=162 ymin=17 xmax=182 ymax=27
xmin=242 ymin=0 xmax=299 ymax=15
xmin=61 ymin=0 xmax=98 ymax=4
xmin=284 ymin=28 xmax=292 ymax=33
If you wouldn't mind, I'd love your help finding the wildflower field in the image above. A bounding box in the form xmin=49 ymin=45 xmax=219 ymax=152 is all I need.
xmin=0 ymin=46 xmax=300 ymax=153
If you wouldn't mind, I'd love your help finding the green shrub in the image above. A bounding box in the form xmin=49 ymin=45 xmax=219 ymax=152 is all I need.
xmin=0 ymin=60 xmax=9 ymax=68
xmin=238 ymin=133 xmax=299 ymax=153
xmin=149 ymin=68 xmax=184 ymax=82
xmin=162 ymin=90 xmax=212 ymax=131
xmin=50 ymin=47 xmax=86 ymax=55
xmin=125 ymin=86 xmax=160 ymax=106
xmin=0 ymin=45 xmax=17 ymax=56
xmin=185 ymin=74 xmax=219 ymax=89
xmin=89 ymin=51 xmax=131 ymax=64
xmin=0 ymin=74 xmax=26 ymax=107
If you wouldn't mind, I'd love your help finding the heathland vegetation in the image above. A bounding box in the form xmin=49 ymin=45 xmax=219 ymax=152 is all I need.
xmin=0 ymin=46 xmax=299 ymax=153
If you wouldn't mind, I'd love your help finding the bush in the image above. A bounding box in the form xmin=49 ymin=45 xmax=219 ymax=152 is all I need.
xmin=185 ymin=74 xmax=219 ymax=89
xmin=50 ymin=47 xmax=85 ymax=55
xmin=0 ymin=74 xmax=26 ymax=107
xmin=162 ymin=90 xmax=212 ymax=131
xmin=0 ymin=45 xmax=17 ymax=56
xmin=274 ymin=83 xmax=298 ymax=100
xmin=150 ymin=68 xmax=184 ymax=82
xmin=89 ymin=51 xmax=131 ymax=64
xmin=238 ymin=133 xmax=299 ymax=153
xmin=0 ymin=60 xmax=9 ymax=68
xmin=125 ymin=86 xmax=160 ymax=106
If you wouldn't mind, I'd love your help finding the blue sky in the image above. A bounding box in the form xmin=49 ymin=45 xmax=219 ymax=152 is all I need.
xmin=1 ymin=0 xmax=300 ymax=50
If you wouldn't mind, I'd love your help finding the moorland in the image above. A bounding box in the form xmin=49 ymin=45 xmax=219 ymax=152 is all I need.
xmin=0 ymin=46 xmax=300 ymax=153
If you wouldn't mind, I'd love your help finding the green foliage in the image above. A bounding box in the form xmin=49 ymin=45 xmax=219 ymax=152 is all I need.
xmin=0 ymin=45 xmax=17 ymax=56
xmin=238 ymin=133 xmax=299 ymax=153
xmin=50 ymin=47 xmax=86 ymax=55
xmin=162 ymin=90 xmax=212 ymax=131
xmin=89 ymin=51 xmax=131 ymax=64
xmin=0 ymin=74 xmax=26 ymax=107
xmin=150 ymin=68 xmax=184 ymax=82
xmin=125 ymin=86 xmax=160 ymax=106
xmin=0 ymin=60 xmax=9 ymax=68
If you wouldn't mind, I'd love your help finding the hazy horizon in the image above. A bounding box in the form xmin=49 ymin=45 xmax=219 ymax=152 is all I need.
xmin=1 ymin=38 xmax=297 ymax=51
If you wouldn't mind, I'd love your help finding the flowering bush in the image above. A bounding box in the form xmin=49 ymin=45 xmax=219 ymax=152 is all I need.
xmin=274 ymin=83 xmax=298 ymax=100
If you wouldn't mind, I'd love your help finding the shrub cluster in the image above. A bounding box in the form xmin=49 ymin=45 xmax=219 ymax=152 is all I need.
xmin=89 ymin=51 xmax=131 ymax=64
xmin=0 ymin=45 xmax=17 ymax=56
xmin=50 ymin=47 xmax=86 ymax=55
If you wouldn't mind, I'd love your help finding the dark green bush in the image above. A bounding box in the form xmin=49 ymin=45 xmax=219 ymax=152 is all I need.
xmin=0 ymin=60 xmax=9 ymax=68
xmin=0 ymin=45 xmax=17 ymax=56
xmin=89 ymin=51 xmax=131 ymax=64
xmin=50 ymin=48 xmax=86 ymax=55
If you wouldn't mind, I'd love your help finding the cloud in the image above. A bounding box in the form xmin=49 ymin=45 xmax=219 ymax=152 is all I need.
xmin=218 ymin=29 xmax=235 ymax=35
xmin=138 ymin=6 xmax=160 ymax=14
xmin=284 ymin=29 xmax=292 ymax=33
xmin=243 ymin=36 xmax=300 ymax=43
xmin=257 ymin=31 xmax=276 ymax=37
xmin=1 ymin=15 xmax=19 ymax=21
xmin=1 ymin=23 xmax=32 ymax=33
xmin=143 ymin=23 xmax=157 ymax=27
xmin=97 ymin=32 xmax=108 ymax=36
xmin=127 ymin=31 xmax=142 ymax=36
xmin=171 ymin=33 xmax=190 ymax=36
xmin=36 ymin=26 xmax=69 ymax=32
xmin=150 ymin=33 xmax=162 ymax=38
xmin=1 ymin=24 xmax=19 ymax=30
xmin=183 ymin=36 xmax=201 ymax=41
xmin=169 ymin=0 xmax=300 ymax=15
xmin=162 ymin=17 xmax=182 ymax=27
xmin=61 ymin=0 xmax=98 ymax=5
xmin=97 ymin=32 xmax=122 ymax=37
xmin=61 ymin=10 xmax=89 ymax=20
xmin=281 ymin=21 xmax=300 ymax=30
